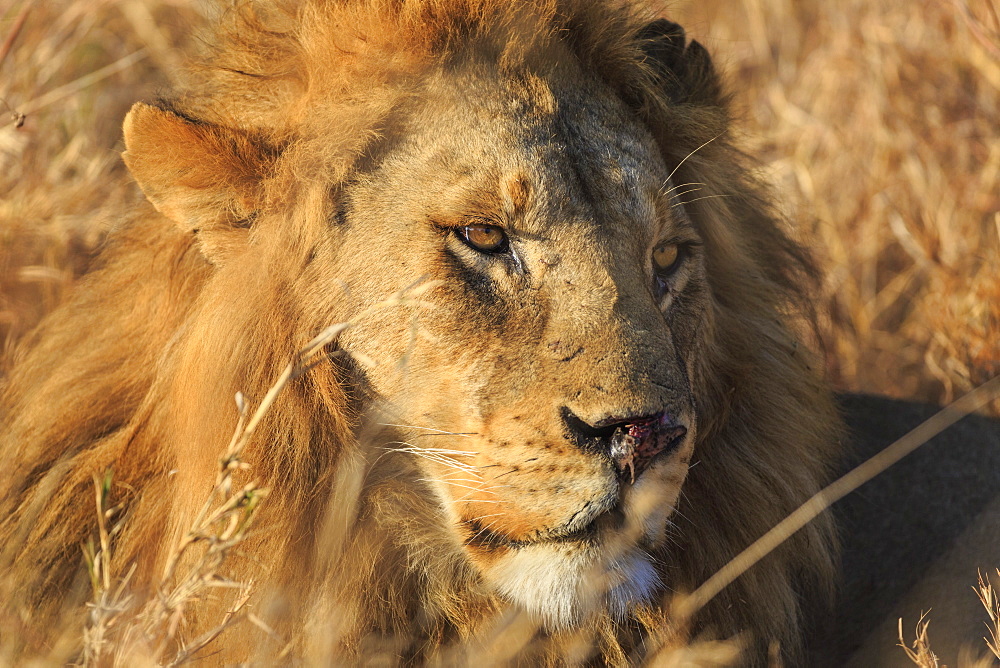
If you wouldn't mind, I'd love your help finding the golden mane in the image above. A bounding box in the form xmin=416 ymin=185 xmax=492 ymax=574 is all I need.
xmin=0 ymin=1 xmax=840 ymax=664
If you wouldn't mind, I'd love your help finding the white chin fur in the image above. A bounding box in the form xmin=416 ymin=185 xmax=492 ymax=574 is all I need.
xmin=488 ymin=542 xmax=660 ymax=630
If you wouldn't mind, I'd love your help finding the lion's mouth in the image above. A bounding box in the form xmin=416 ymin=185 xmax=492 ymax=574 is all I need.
xmin=463 ymin=504 xmax=626 ymax=552
xmin=462 ymin=419 xmax=689 ymax=553
xmin=562 ymin=410 xmax=689 ymax=484
xmin=609 ymin=418 xmax=687 ymax=484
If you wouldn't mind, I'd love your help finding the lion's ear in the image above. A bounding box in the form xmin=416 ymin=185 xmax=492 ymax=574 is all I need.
xmin=122 ymin=102 xmax=276 ymax=264
xmin=636 ymin=20 xmax=721 ymax=106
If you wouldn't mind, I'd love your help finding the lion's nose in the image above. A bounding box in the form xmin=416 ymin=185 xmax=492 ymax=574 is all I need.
xmin=561 ymin=408 xmax=687 ymax=483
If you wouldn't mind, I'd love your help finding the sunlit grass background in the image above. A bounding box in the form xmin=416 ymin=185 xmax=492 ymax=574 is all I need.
xmin=1 ymin=0 xmax=998 ymax=663
xmin=673 ymin=0 xmax=1000 ymax=416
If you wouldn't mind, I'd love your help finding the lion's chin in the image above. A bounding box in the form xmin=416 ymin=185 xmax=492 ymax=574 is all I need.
xmin=486 ymin=541 xmax=661 ymax=630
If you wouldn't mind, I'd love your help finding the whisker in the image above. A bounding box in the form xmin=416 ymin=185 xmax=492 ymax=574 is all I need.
xmin=425 ymin=480 xmax=509 ymax=495
xmin=381 ymin=443 xmax=477 ymax=457
xmin=382 ymin=441 xmax=479 ymax=457
xmin=378 ymin=422 xmax=475 ymax=438
xmin=666 ymin=186 xmax=703 ymax=202
xmin=453 ymin=485 xmax=512 ymax=503
xmin=468 ymin=517 xmax=505 ymax=544
xmin=390 ymin=448 xmax=481 ymax=475
xmin=673 ymin=193 xmax=734 ymax=208
xmin=663 ymin=133 xmax=723 ymax=186
xmin=659 ymin=180 xmax=705 ymax=198
xmin=420 ymin=474 xmax=486 ymax=485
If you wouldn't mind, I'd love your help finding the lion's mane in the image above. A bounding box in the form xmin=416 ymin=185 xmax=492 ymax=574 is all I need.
xmin=0 ymin=1 xmax=840 ymax=663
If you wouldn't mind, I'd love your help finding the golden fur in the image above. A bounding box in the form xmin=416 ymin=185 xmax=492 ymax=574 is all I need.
xmin=0 ymin=1 xmax=840 ymax=664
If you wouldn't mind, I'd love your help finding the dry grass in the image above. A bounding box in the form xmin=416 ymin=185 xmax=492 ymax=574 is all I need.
xmin=79 ymin=435 xmax=261 ymax=667
xmin=1 ymin=0 xmax=998 ymax=664
xmin=976 ymin=571 xmax=1000 ymax=663
xmin=0 ymin=0 xmax=204 ymax=361
xmin=898 ymin=571 xmax=1000 ymax=668
xmin=70 ymin=318 xmax=364 ymax=667
xmin=671 ymin=0 xmax=1000 ymax=415
xmin=899 ymin=614 xmax=945 ymax=668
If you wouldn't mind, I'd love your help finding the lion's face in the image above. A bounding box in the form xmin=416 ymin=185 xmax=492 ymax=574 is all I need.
xmin=329 ymin=62 xmax=707 ymax=628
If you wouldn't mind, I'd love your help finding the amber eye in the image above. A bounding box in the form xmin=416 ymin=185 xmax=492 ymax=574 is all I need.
xmin=652 ymin=242 xmax=681 ymax=273
xmin=458 ymin=224 xmax=508 ymax=254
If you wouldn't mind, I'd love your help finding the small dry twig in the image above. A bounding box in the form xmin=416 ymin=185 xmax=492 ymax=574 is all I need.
xmin=0 ymin=49 xmax=148 ymax=130
xmin=898 ymin=614 xmax=941 ymax=668
xmin=976 ymin=570 xmax=1000 ymax=661
xmin=952 ymin=0 xmax=1000 ymax=60
xmin=0 ymin=2 xmax=30 ymax=68
xmin=80 ymin=470 xmax=133 ymax=667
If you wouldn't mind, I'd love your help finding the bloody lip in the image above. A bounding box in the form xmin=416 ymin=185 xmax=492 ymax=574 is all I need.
xmin=610 ymin=416 xmax=687 ymax=483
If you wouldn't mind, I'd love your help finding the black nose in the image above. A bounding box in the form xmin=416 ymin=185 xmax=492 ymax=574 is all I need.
xmin=561 ymin=407 xmax=687 ymax=483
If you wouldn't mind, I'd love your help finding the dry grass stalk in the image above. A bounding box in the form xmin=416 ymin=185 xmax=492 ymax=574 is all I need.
xmin=0 ymin=2 xmax=30 ymax=67
xmin=976 ymin=570 xmax=1000 ymax=661
xmin=645 ymin=637 xmax=743 ymax=667
xmin=76 ymin=393 xmax=265 ymax=666
xmin=80 ymin=470 xmax=134 ymax=667
xmin=899 ymin=614 xmax=942 ymax=668
xmin=5 ymin=48 xmax=151 ymax=129
xmin=952 ymin=0 xmax=1000 ymax=59
xmin=896 ymin=571 xmax=1000 ymax=668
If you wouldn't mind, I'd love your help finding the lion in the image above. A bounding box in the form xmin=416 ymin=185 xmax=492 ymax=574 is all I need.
xmin=2 ymin=0 xmax=996 ymax=665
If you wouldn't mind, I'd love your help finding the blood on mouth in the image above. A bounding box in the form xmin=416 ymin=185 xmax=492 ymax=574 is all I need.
xmin=609 ymin=417 xmax=686 ymax=483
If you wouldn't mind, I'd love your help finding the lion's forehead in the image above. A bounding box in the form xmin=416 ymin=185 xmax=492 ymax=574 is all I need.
xmin=384 ymin=65 xmax=669 ymax=238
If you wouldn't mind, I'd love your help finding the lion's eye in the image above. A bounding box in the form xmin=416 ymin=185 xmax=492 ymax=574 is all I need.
xmin=652 ymin=242 xmax=681 ymax=273
xmin=458 ymin=224 xmax=508 ymax=254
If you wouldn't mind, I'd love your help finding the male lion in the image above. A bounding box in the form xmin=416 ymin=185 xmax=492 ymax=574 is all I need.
xmin=1 ymin=0 xmax=996 ymax=665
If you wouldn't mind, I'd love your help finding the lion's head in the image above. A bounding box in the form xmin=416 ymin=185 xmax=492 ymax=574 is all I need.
xmin=333 ymin=60 xmax=705 ymax=628
xmin=1 ymin=1 xmax=841 ymax=663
